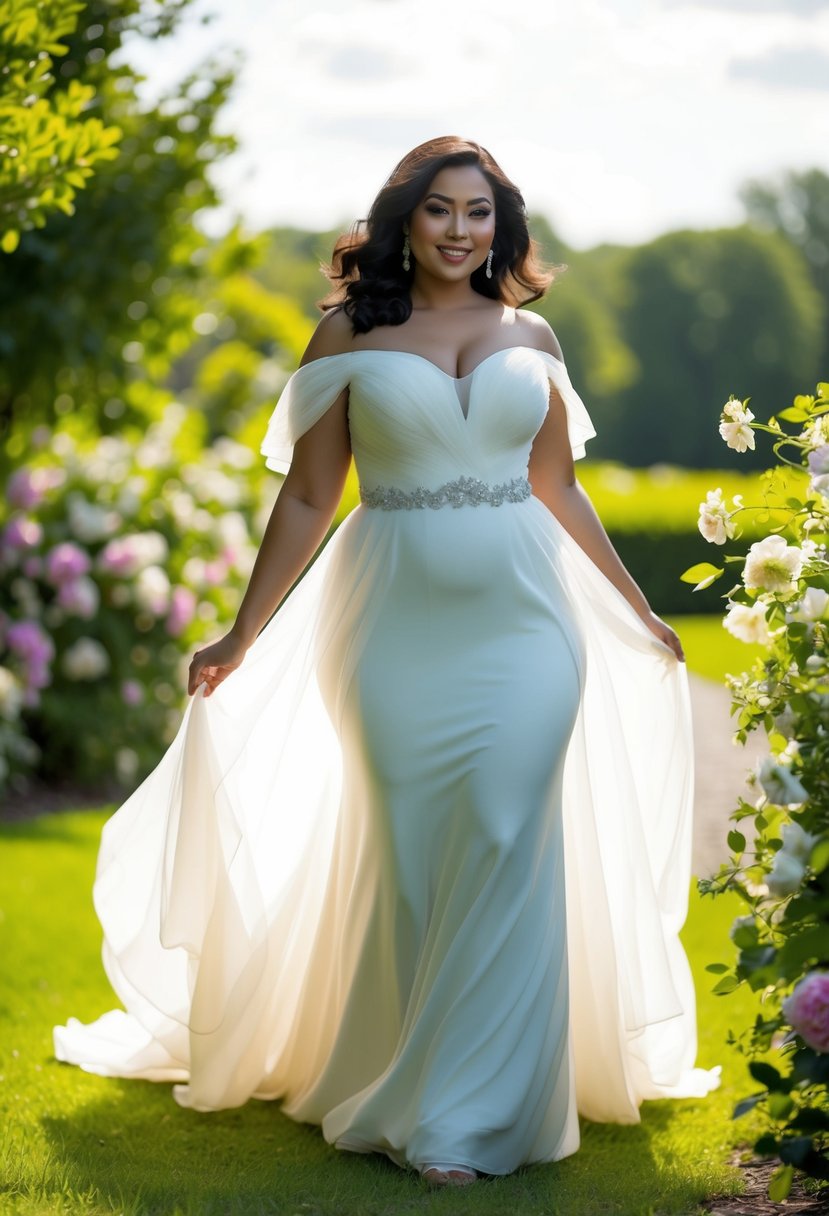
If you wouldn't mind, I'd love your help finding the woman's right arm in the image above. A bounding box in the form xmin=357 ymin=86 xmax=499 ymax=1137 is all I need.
xmin=187 ymin=313 xmax=352 ymax=696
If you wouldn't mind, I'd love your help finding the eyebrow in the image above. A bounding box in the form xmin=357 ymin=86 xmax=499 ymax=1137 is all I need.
xmin=425 ymin=193 xmax=493 ymax=205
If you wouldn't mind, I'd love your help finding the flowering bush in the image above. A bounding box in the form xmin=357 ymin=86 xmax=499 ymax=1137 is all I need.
xmin=0 ymin=406 xmax=276 ymax=791
xmin=687 ymin=382 xmax=829 ymax=1200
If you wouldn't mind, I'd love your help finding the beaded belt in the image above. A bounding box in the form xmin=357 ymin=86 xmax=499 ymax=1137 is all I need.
xmin=360 ymin=474 xmax=532 ymax=511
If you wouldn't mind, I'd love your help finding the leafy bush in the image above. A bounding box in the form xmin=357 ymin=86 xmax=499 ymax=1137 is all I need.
xmin=0 ymin=407 xmax=275 ymax=792
xmin=691 ymin=383 xmax=829 ymax=1199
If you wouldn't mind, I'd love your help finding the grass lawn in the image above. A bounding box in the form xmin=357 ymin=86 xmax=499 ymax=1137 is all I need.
xmin=0 ymin=809 xmax=769 ymax=1216
xmin=0 ymin=620 xmax=776 ymax=1216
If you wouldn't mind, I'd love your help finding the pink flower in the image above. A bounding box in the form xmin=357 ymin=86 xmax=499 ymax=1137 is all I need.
xmin=5 ymin=619 xmax=55 ymax=702
xmin=782 ymin=972 xmax=829 ymax=1053
xmin=120 ymin=679 xmax=144 ymax=707
xmin=2 ymin=516 xmax=43 ymax=550
xmin=6 ymin=620 xmax=54 ymax=665
xmin=203 ymin=559 xmax=227 ymax=587
xmin=6 ymin=466 xmax=61 ymax=510
xmin=165 ymin=585 xmax=197 ymax=637
xmin=57 ymin=577 xmax=100 ymax=620
xmin=98 ymin=532 xmax=168 ymax=578
xmin=22 ymin=557 xmax=42 ymax=579
xmin=45 ymin=542 xmax=91 ymax=586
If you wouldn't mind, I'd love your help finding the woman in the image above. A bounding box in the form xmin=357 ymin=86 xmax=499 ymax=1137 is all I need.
xmin=55 ymin=136 xmax=720 ymax=1188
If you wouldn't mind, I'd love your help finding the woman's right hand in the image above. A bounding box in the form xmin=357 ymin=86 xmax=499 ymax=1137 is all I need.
xmin=187 ymin=628 xmax=250 ymax=697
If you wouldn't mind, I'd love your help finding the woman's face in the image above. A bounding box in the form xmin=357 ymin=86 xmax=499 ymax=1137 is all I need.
xmin=407 ymin=164 xmax=496 ymax=282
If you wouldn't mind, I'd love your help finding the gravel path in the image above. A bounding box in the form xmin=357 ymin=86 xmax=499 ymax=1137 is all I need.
xmin=690 ymin=672 xmax=766 ymax=879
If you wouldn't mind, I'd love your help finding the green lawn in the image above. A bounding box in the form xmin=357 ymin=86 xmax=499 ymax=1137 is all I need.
xmin=0 ymin=807 xmax=769 ymax=1216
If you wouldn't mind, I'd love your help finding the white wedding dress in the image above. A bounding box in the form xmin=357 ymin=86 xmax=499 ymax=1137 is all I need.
xmin=54 ymin=345 xmax=720 ymax=1176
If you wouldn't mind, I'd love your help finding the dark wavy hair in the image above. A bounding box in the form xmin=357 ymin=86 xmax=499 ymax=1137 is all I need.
xmin=318 ymin=136 xmax=565 ymax=334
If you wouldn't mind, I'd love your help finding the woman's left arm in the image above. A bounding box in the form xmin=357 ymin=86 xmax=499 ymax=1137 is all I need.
xmin=527 ymin=353 xmax=685 ymax=663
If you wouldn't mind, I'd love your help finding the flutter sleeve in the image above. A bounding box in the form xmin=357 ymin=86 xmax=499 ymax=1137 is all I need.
xmin=260 ymin=354 xmax=352 ymax=474
xmin=537 ymin=350 xmax=598 ymax=461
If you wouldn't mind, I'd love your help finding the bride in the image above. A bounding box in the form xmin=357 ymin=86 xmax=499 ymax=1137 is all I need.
xmin=55 ymin=135 xmax=721 ymax=1189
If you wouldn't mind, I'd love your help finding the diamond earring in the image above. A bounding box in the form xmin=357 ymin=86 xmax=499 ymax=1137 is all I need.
xmin=402 ymin=230 xmax=411 ymax=272
xmin=485 ymin=248 xmax=494 ymax=279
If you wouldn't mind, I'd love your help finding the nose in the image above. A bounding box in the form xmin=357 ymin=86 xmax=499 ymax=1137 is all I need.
xmin=445 ymin=212 xmax=467 ymax=240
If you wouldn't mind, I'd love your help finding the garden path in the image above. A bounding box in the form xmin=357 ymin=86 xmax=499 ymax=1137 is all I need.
xmin=690 ymin=673 xmax=766 ymax=879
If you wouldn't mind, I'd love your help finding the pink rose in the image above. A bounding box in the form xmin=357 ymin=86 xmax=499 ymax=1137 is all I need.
xmin=165 ymin=585 xmax=197 ymax=637
xmin=782 ymin=972 xmax=829 ymax=1054
xmin=45 ymin=542 xmax=91 ymax=586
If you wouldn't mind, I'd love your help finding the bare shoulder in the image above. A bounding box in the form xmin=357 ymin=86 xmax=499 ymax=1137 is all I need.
xmin=299 ymin=305 xmax=355 ymax=367
xmin=513 ymin=308 xmax=564 ymax=361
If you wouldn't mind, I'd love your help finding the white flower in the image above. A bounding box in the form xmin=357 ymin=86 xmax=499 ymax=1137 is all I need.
xmin=67 ymin=494 xmax=120 ymax=543
xmin=723 ymin=601 xmax=773 ymax=645
xmin=698 ymin=487 xmax=738 ymax=545
xmin=780 ymin=820 xmax=820 ymax=864
xmin=756 ymin=756 xmax=808 ymax=806
xmin=134 ymin=565 xmax=171 ymax=616
xmin=788 ymin=587 xmax=829 ymax=623
xmin=0 ymin=666 xmax=23 ymax=718
xmin=803 ymin=417 xmax=829 ymax=451
xmin=809 ymin=473 xmax=829 ymax=502
xmin=719 ymin=398 xmax=756 ymax=452
xmin=62 ymin=637 xmax=110 ymax=681
xmin=808 ymin=444 xmax=829 ymax=476
xmin=766 ymin=849 xmax=806 ymax=897
xmin=743 ymin=535 xmax=804 ymax=594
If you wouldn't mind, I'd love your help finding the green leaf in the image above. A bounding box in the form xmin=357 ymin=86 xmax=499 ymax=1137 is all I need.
xmin=768 ymin=1163 xmax=793 ymax=1202
xmin=728 ymin=829 xmax=746 ymax=853
xmin=778 ymin=1136 xmax=813 ymax=1166
xmin=712 ymin=974 xmax=741 ymax=995
xmin=679 ymin=562 xmax=724 ymax=591
xmin=705 ymin=963 xmax=730 ymax=974
xmin=777 ymin=406 xmax=810 ymax=422
xmin=767 ymin=1091 xmax=794 ymax=1120
xmin=809 ymin=838 xmax=829 ymax=874
xmin=789 ymin=1107 xmax=829 ymax=1133
xmin=1 ymin=228 xmax=20 ymax=253
xmin=748 ymin=1060 xmax=784 ymax=1090
xmin=733 ymin=1092 xmax=764 ymax=1118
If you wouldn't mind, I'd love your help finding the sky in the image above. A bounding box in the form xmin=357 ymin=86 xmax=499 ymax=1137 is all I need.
xmin=122 ymin=0 xmax=829 ymax=250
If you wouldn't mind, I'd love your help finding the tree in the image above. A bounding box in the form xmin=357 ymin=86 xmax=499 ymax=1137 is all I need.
xmin=741 ymin=168 xmax=829 ymax=371
xmin=597 ymin=226 xmax=825 ymax=468
xmin=0 ymin=0 xmax=122 ymax=251
xmin=0 ymin=0 xmax=252 ymax=449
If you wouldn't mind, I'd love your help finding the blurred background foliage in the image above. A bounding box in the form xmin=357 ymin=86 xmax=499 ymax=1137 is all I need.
xmin=0 ymin=0 xmax=827 ymax=791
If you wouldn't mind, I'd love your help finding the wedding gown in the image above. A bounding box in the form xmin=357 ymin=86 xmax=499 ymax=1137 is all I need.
xmin=54 ymin=345 xmax=720 ymax=1176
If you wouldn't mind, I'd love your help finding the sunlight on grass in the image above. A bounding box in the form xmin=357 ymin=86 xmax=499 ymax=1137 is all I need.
xmin=0 ymin=811 xmax=765 ymax=1215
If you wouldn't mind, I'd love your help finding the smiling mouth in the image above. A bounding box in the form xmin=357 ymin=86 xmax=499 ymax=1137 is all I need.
xmin=437 ymin=247 xmax=471 ymax=262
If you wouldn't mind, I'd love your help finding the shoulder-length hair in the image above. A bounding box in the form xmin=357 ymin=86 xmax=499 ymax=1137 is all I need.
xmin=318 ymin=136 xmax=565 ymax=334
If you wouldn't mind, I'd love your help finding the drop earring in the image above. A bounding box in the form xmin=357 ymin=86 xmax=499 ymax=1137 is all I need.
xmin=485 ymin=248 xmax=494 ymax=279
xmin=402 ymin=229 xmax=411 ymax=272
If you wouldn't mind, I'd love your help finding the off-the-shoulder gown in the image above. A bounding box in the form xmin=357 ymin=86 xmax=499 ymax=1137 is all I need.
xmin=54 ymin=346 xmax=720 ymax=1176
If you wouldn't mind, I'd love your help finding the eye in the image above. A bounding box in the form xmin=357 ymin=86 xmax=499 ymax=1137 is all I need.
xmin=471 ymin=209 xmax=492 ymax=218
xmin=425 ymin=204 xmax=447 ymax=215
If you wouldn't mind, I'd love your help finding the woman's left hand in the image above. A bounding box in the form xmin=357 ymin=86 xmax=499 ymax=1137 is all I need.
xmin=641 ymin=611 xmax=685 ymax=662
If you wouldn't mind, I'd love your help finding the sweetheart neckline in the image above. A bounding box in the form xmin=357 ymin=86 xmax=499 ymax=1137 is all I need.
xmin=297 ymin=344 xmax=562 ymax=382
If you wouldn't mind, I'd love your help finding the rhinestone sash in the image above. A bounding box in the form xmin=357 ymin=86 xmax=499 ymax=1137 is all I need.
xmin=360 ymin=474 xmax=532 ymax=511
